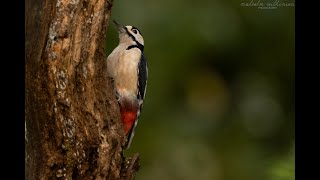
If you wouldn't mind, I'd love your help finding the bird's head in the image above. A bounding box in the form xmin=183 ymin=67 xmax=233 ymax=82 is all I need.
xmin=113 ymin=20 xmax=144 ymax=46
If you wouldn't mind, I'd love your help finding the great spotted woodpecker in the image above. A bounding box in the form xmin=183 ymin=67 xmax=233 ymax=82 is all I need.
xmin=107 ymin=20 xmax=148 ymax=148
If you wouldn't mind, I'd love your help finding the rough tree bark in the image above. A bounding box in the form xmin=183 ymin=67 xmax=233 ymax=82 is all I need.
xmin=25 ymin=0 xmax=139 ymax=179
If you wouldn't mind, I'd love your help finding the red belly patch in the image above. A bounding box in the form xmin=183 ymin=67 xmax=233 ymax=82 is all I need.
xmin=120 ymin=111 xmax=137 ymax=134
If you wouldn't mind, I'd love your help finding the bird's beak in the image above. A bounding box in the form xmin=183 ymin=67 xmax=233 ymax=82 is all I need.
xmin=113 ymin=20 xmax=126 ymax=33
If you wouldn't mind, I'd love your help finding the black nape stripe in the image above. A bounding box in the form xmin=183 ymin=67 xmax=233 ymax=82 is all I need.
xmin=125 ymin=27 xmax=144 ymax=52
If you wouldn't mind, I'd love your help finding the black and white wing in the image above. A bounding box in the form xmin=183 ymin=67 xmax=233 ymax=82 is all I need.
xmin=125 ymin=53 xmax=148 ymax=149
xmin=137 ymin=53 xmax=148 ymax=101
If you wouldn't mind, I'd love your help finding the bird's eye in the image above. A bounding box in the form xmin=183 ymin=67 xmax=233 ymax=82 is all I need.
xmin=132 ymin=29 xmax=138 ymax=34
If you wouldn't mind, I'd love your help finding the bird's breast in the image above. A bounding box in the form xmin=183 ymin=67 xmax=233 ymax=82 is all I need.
xmin=114 ymin=48 xmax=141 ymax=97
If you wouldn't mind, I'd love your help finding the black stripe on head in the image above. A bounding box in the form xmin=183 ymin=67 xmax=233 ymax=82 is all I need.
xmin=131 ymin=26 xmax=142 ymax=35
xmin=124 ymin=26 xmax=144 ymax=52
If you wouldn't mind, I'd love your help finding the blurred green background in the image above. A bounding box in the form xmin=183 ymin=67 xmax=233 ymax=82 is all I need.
xmin=106 ymin=0 xmax=294 ymax=180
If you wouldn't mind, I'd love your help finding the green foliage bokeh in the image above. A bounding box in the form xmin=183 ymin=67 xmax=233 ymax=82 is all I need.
xmin=106 ymin=0 xmax=294 ymax=180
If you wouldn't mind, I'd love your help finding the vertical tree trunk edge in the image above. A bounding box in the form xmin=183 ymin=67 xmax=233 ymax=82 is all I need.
xmin=25 ymin=0 xmax=140 ymax=179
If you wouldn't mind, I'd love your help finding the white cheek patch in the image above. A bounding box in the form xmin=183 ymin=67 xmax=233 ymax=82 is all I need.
xmin=136 ymin=36 xmax=144 ymax=45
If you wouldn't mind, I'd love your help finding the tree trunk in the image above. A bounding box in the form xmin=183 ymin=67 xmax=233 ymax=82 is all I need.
xmin=25 ymin=0 xmax=139 ymax=179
